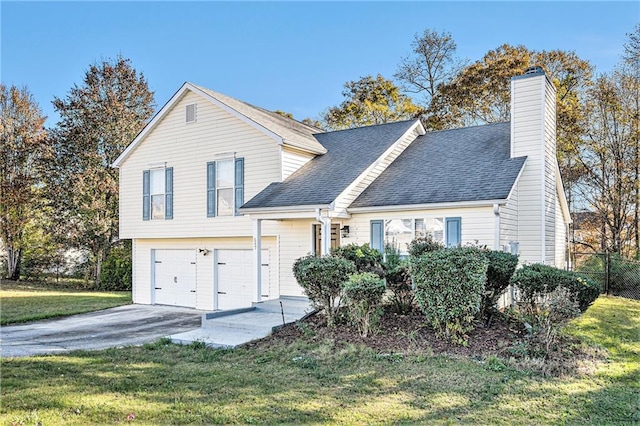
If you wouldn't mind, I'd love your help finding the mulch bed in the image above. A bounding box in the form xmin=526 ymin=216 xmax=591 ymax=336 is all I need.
xmin=249 ymin=307 xmax=523 ymax=359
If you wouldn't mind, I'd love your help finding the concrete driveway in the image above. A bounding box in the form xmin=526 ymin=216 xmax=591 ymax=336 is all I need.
xmin=0 ymin=304 xmax=203 ymax=358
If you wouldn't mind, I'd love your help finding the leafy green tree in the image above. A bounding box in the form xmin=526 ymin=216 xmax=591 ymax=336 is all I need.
xmin=322 ymin=74 xmax=421 ymax=130
xmin=47 ymin=56 xmax=155 ymax=287
xmin=0 ymin=84 xmax=48 ymax=280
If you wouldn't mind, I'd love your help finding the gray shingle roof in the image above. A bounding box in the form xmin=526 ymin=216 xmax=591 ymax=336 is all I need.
xmin=192 ymin=84 xmax=327 ymax=154
xmin=241 ymin=120 xmax=418 ymax=209
xmin=350 ymin=122 xmax=526 ymax=208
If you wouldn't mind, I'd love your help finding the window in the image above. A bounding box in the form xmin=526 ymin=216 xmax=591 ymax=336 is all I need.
xmin=207 ymin=157 xmax=244 ymax=217
xmin=216 ymin=159 xmax=234 ymax=216
xmin=415 ymin=218 xmax=444 ymax=243
xmin=370 ymin=216 xmax=457 ymax=255
xmin=150 ymin=169 xmax=166 ymax=219
xmin=143 ymin=167 xmax=173 ymax=221
xmin=385 ymin=219 xmax=413 ymax=255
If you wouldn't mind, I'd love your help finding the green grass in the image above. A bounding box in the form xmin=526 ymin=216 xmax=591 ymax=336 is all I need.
xmin=0 ymin=280 xmax=132 ymax=325
xmin=1 ymin=296 xmax=638 ymax=425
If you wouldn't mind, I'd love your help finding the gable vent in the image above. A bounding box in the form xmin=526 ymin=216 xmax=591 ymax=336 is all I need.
xmin=186 ymin=103 xmax=197 ymax=123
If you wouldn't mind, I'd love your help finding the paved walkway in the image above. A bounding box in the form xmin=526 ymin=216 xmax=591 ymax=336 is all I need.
xmin=1 ymin=304 xmax=203 ymax=358
xmin=171 ymin=297 xmax=312 ymax=348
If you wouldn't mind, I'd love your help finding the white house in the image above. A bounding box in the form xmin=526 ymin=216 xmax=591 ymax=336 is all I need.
xmin=113 ymin=67 xmax=571 ymax=311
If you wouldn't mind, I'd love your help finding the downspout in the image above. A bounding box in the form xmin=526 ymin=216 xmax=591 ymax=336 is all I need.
xmin=315 ymin=208 xmax=331 ymax=256
xmin=493 ymin=203 xmax=501 ymax=251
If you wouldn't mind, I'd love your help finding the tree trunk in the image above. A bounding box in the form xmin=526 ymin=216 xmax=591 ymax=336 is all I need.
xmin=94 ymin=256 xmax=102 ymax=289
xmin=6 ymin=247 xmax=22 ymax=280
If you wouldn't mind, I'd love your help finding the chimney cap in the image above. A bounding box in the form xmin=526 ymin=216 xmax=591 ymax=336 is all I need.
xmin=511 ymin=65 xmax=549 ymax=82
xmin=524 ymin=66 xmax=545 ymax=75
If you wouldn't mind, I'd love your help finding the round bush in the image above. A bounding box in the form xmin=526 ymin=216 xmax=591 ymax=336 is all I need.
xmin=292 ymin=255 xmax=356 ymax=326
xmin=410 ymin=246 xmax=488 ymax=343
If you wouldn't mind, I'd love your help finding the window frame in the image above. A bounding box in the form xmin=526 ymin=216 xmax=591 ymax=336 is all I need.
xmin=206 ymin=157 xmax=244 ymax=218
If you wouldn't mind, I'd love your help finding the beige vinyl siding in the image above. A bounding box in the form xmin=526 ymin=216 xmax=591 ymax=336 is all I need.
xmin=133 ymin=237 xmax=278 ymax=310
xmin=344 ymin=206 xmax=495 ymax=248
xmin=544 ymin=81 xmax=557 ymax=264
xmin=334 ymin=126 xmax=420 ymax=214
xmin=500 ymin=186 xmax=519 ymax=250
xmin=281 ymin=147 xmax=315 ymax=180
xmin=277 ymin=220 xmax=314 ymax=297
xmin=119 ymin=91 xmax=282 ymax=239
xmin=511 ymin=75 xmax=550 ymax=264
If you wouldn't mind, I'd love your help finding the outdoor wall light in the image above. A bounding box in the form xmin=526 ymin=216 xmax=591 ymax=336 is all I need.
xmin=198 ymin=248 xmax=210 ymax=256
xmin=341 ymin=226 xmax=350 ymax=238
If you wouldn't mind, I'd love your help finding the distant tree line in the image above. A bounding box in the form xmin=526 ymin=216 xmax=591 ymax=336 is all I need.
xmin=1 ymin=26 xmax=638 ymax=283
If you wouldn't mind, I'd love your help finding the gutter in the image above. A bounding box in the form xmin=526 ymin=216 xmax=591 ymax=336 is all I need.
xmin=493 ymin=203 xmax=501 ymax=251
xmin=239 ymin=204 xmax=331 ymax=214
xmin=348 ymin=199 xmax=508 ymax=214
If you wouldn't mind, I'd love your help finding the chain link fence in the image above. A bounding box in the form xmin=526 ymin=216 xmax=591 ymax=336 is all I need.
xmin=572 ymin=252 xmax=640 ymax=300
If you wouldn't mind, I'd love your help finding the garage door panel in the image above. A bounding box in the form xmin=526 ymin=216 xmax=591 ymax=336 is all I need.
xmin=153 ymin=249 xmax=197 ymax=308
xmin=217 ymin=249 xmax=269 ymax=310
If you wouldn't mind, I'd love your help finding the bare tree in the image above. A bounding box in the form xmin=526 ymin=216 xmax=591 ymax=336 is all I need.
xmin=577 ymin=72 xmax=637 ymax=255
xmin=395 ymin=28 xmax=462 ymax=107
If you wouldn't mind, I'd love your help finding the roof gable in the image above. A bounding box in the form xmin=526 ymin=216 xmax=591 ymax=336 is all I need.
xmin=241 ymin=120 xmax=420 ymax=211
xmin=113 ymin=82 xmax=326 ymax=167
xmin=350 ymin=122 xmax=526 ymax=208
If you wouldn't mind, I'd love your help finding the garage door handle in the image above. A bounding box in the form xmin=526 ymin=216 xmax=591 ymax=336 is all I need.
xmin=218 ymin=262 xmax=226 ymax=265
xmin=190 ymin=290 xmax=196 ymax=293
xmin=155 ymin=287 xmax=162 ymax=290
xmin=218 ymin=291 xmax=227 ymax=294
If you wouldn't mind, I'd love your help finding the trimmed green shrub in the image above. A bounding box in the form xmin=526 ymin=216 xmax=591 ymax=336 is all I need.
xmin=99 ymin=241 xmax=132 ymax=291
xmin=383 ymin=244 xmax=413 ymax=314
xmin=510 ymin=263 xmax=601 ymax=312
xmin=480 ymin=251 xmax=519 ymax=320
xmin=292 ymin=255 xmax=356 ymax=327
xmin=343 ymin=272 xmax=386 ymax=337
xmin=331 ymin=243 xmax=384 ymax=275
xmin=410 ymin=246 xmax=488 ymax=344
xmin=407 ymin=235 xmax=444 ymax=257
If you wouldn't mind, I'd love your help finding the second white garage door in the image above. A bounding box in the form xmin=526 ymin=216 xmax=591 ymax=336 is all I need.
xmin=216 ymin=249 xmax=269 ymax=310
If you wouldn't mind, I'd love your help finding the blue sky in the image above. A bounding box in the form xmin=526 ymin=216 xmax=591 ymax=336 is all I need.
xmin=2 ymin=1 xmax=638 ymax=127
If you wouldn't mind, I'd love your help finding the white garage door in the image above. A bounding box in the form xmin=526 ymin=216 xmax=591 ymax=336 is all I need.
xmin=216 ymin=249 xmax=269 ymax=310
xmin=153 ymin=249 xmax=197 ymax=308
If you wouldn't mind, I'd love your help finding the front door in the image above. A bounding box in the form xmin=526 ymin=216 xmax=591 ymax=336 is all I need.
xmin=314 ymin=224 xmax=340 ymax=255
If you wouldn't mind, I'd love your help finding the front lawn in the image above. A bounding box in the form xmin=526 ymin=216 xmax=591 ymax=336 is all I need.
xmin=1 ymin=295 xmax=637 ymax=425
xmin=0 ymin=280 xmax=131 ymax=325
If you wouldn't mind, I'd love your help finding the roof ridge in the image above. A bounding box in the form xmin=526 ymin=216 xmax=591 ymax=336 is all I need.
xmin=323 ymin=119 xmax=419 ymax=135
xmin=425 ymin=121 xmax=510 ymax=135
